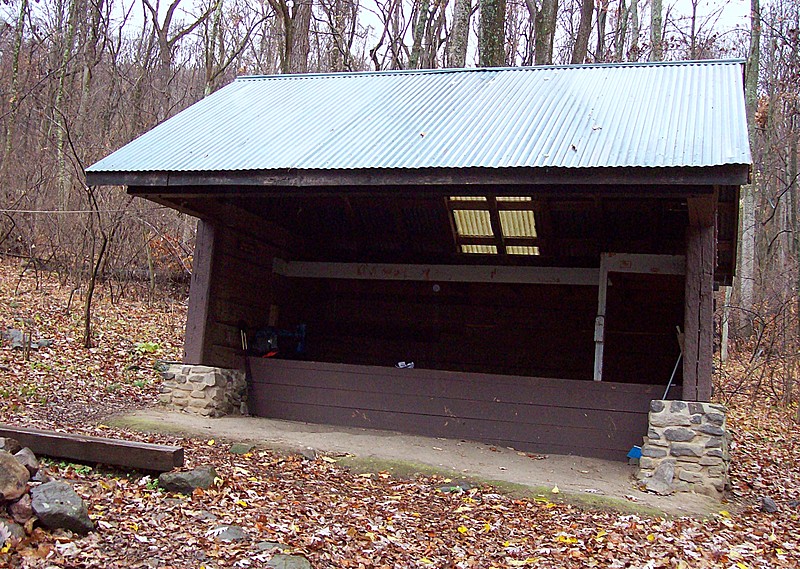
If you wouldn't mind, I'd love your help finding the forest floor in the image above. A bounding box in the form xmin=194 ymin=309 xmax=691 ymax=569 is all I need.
xmin=1 ymin=257 xmax=799 ymax=568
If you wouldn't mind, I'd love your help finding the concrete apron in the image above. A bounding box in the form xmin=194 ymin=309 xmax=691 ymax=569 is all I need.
xmin=110 ymin=408 xmax=723 ymax=518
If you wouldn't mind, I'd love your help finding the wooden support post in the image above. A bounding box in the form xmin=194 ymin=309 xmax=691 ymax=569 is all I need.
xmin=683 ymin=195 xmax=716 ymax=401
xmin=593 ymin=255 xmax=609 ymax=381
xmin=184 ymin=220 xmax=216 ymax=365
xmin=593 ymin=253 xmax=686 ymax=383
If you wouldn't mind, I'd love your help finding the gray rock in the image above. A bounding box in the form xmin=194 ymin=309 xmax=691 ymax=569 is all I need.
xmin=706 ymin=412 xmax=725 ymax=425
xmin=760 ymin=496 xmax=778 ymax=514
xmin=670 ymin=443 xmax=704 ymax=457
xmin=8 ymin=493 xmax=34 ymax=524
xmin=31 ymin=480 xmax=94 ymax=535
xmin=212 ymin=524 xmax=248 ymax=542
xmin=0 ymin=518 xmax=25 ymax=545
xmin=229 ymin=443 xmax=255 ymax=455
xmin=36 ymin=339 xmax=53 ymax=349
xmin=298 ymin=447 xmax=318 ymax=460
xmin=697 ymin=423 xmax=725 ymax=436
xmin=688 ymin=402 xmax=704 ymax=415
xmin=650 ymin=400 xmax=666 ymax=413
xmin=14 ymin=447 xmax=39 ymax=475
xmin=158 ymin=467 xmax=217 ymax=494
xmin=638 ymin=457 xmax=656 ymax=469
xmin=669 ymin=401 xmax=687 ymax=412
xmin=255 ymin=541 xmax=290 ymax=552
xmin=699 ymin=455 xmax=724 ymax=466
xmin=647 ymin=429 xmax=661 ymax=440
xmin=0 ymin=438 xmax=22 ymax=454
xmin=678 ymin=470 xmax=701 ymax=483
xmin=195 ymin=510 xmax=218 ymax=522
xmin=664 ymin=427 xmax=695 ymax=442
xmin=705 ymin=437 xmax=723 ymax=448
xmin=641 ymin=446 xmax=668 ymax=458
xmin=690 ymin=414 xmax=702 ymax=424
xmin=649 ymin=412 xmax=691 ymax=427
xmin=267 ymin=553 xmax=313 ymax=569
xmin=32 ymin=467 xmax=53 ymax=483
xmin=3 ymin=329 xmax=24 ymax=349
xmin=0 ymin=450 xmax=30 ymax=501
xmin=645 ymin=460 xmax=675 ymax=496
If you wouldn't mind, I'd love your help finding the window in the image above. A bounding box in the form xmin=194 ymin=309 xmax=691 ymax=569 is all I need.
xmin=448 ymin=196 xmax=540 ymax=256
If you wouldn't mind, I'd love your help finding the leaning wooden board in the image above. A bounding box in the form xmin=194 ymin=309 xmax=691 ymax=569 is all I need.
xmin=0 ymin=424 xmax=183 ymax=472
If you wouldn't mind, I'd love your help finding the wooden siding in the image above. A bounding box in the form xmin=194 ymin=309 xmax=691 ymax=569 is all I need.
xmin=277 ymin=274 xmax=683 ymax=385
xmin=280 ymin=279 xmax=597 ymax=380
xmin=185 ymin=222 xmax=287 ymax=369
xmin=249 ymin=359 xmax=677 ymax=460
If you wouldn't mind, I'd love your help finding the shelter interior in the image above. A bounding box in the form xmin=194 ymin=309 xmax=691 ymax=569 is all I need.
xmin=140 ymin=183 xmax=737 ymax=389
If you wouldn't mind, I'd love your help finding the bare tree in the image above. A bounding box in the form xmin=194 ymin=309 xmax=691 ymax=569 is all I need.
xmin=447 ymin=0 xmax=472 ymax=66
xmin=651 ymin=0 xmax=663 ymax=60
xmin=571 ymin=0 xmax=593 ymax=63
xmin=533 ymin=0 xmax=558 ymax=65
xmin=480 ymin=0 xmax=506 ymax=66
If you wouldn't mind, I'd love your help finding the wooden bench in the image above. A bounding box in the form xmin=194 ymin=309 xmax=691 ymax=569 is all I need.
xmin=0 ymin=424 xmax=183 ymax=472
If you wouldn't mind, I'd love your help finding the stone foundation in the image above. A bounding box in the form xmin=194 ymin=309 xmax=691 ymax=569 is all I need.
xmin=159 ymin=365 xmax=248 ymax=417
xmin=637 ymin=400 xmax=730 ymax=498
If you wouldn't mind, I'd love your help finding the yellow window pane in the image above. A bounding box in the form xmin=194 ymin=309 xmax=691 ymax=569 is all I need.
xmin=453 ymin=210 xmax=493 ymax=236
xmin=461 ymin=244 xmax=498 ymax=254
xmin=449 ymin=196 xmax=487 ymax=201
xmin=496 ymin=196 xmax=532 ymax=202
xmin=499 ymin=210 xmax=537 ymax=238
xmin=506 ymin=246 xmax=540 ymax=255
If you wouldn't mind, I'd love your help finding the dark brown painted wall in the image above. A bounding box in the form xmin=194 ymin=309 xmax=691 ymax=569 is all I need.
xmin=248 ymin=358 xmax=678 ymax=460
xmin=184 ymin=222 xmax=287 ymax=369
xmin=277 ymin=273 xmax=683 ymax=385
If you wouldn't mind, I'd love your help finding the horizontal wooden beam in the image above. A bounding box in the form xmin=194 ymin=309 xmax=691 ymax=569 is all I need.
xmin=86 ymin=164 xmax=750 ymax=188
xmin=273 ymin=259 xmax=600 ymax=286
xmin=274 ymin=254 xmax=686 ymax=285
xmin=602 ymin=253 xmax=686 ymax=275
xmin=0 ymin=424 xmax=184 ymax=472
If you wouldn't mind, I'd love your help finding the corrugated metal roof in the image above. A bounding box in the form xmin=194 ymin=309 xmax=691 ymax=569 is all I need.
xmin=87 ymin=60 xmax=751 ymax=175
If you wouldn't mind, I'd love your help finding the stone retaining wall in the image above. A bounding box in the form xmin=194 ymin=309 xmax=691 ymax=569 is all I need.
xmin=159 ymin=365 xmax=247 ymax=417
xmin=637 ymin=400 xmax=730 ymax=498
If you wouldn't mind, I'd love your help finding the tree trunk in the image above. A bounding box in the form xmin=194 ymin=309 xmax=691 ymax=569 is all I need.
xmin=650 ymin=0 xmax=663 ymax=61
xmin=447 ymin=0 xmax=472 ymax=67
xmin=737 ymin=0 xmax=760 ymax=337
xmin=572 ymin=0 xmax=593 ymax=63
xmin=290 ymin=0 xmax=313 ymax=73
xmin=0 ymin=0 xmax=29 ymax=181
xmin=410 ymin=0 xmax=432 ymax=68
xmin=533 ymin=0 xmax=558 ymax=65
xmin=629 ymin=0 xmax=640 ymax=60
xmin=614 ymin=0 xmax=628 ymax=62
xmin=596 ymin=0 xmax=610 ymax=61
xmin=479 ymin=0 xmax=506 ymax=66
xmin=788 ymin=106 xmax=798 ymax=409
xmin=54 ymin=0 xmax=80 ymax=208
xmin=721 ymin=286 xmax=732 ymax=361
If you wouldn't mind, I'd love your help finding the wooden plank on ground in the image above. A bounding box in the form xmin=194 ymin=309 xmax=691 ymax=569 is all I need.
xmin=0 ymin=425 xmax=183 ymax=472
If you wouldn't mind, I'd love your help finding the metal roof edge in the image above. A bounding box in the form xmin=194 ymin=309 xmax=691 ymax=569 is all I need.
xmin=235 ymin=59 xmax=747 ymax=82
xmin=86 ymin=164 xmax=751 ymax=189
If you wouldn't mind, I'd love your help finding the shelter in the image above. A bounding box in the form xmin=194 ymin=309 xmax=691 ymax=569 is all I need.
xmin=87 ymin=60 xmax=750 ymax=460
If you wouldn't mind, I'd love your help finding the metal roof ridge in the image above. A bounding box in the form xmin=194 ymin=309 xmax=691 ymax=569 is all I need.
xmin=235 ymin=59 xmax=747 ymax=82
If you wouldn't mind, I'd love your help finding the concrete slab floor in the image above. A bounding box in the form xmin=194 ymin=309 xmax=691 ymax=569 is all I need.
xmin=110 ymin=408 xmax=724 ymax=518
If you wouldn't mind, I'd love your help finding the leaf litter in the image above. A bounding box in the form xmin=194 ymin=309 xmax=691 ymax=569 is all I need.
xmin=1 ymin=260 xmax=799 ymax=568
